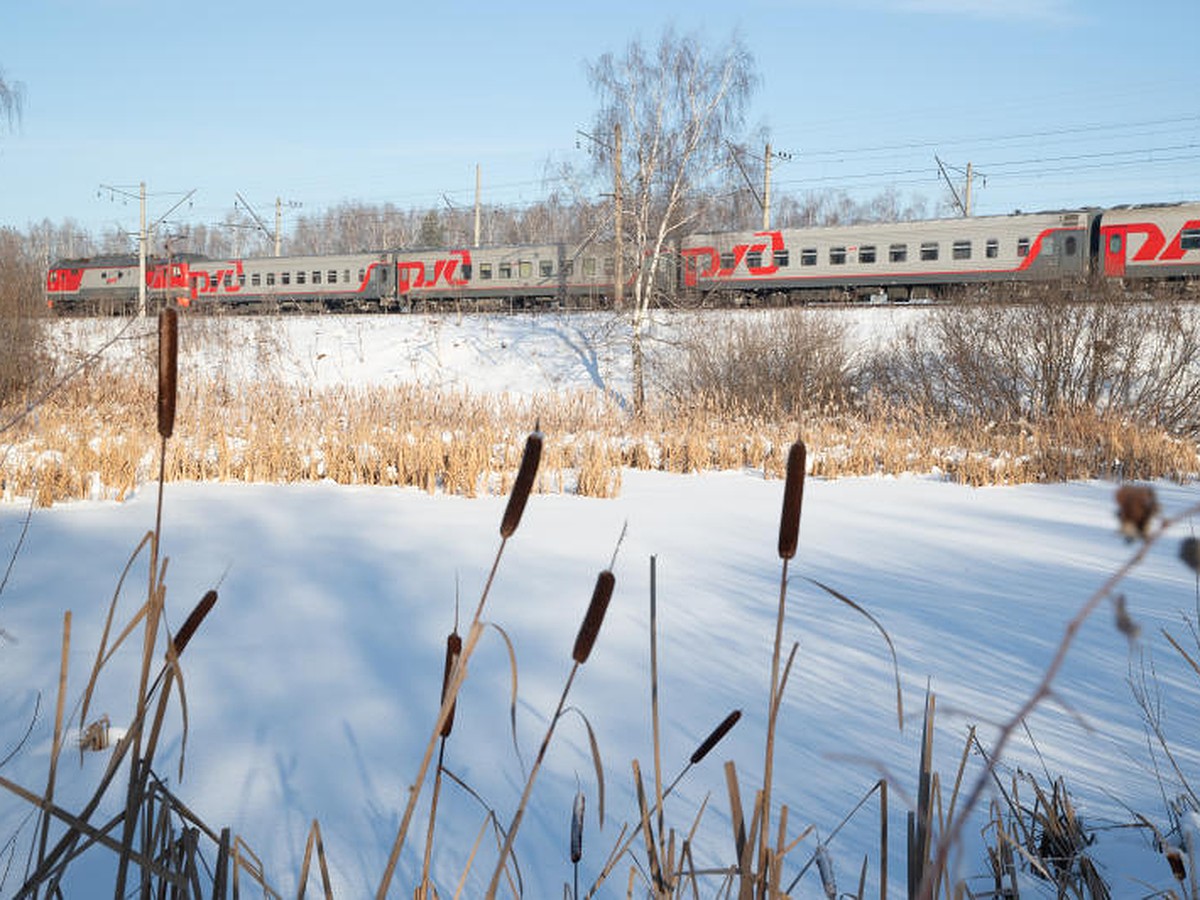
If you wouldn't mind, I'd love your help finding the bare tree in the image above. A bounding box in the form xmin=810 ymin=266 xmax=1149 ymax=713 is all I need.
xmin=586 ymin=29 xmax=757 ymax=413
xmin=0 ymin=68 xmax=23 ymax=134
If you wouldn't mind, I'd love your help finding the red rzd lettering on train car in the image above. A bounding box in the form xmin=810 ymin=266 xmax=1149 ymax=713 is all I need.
xmin=397 ymin=249 xmax=472 ymax=294
xmin=187 ymin=261 xmax=245 ymax=299
xmin=680 ymin=231 xmax=784 ymax=286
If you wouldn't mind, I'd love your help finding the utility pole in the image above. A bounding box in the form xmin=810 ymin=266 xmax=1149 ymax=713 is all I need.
xmin=474 ymin=164 xmax=482 ymax=248
xmin=964 ymin=162 xmax=973 ymax=218
xmin=935 ymin=156 xmax=982 ymax=217
xmin=613 ymin=122 xmax=623 ymax=310
xmin=99 ymin=182 xmax=195 ymax=316
xmin=138 ymin=182 xmax=147 ymax=317
xmin=762 ymin=142 xmax=772 ymax=231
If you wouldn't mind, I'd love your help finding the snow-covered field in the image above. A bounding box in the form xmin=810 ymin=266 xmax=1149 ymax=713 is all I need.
xmin=2 ymin=311 xmax=1199 ymax=898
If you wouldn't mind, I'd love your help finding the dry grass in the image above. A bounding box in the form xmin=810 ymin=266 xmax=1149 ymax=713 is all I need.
xmin=2 ymin=363 xmax=1198 ymax=507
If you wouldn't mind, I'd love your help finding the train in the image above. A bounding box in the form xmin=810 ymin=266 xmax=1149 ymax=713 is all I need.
xmin=44 ymin=201 xmax=1200 ymax=313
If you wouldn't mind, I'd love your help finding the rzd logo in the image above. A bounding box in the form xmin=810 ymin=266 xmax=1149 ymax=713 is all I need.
xmin=680 ymin=231 xmax=784 ymax=286
xmin=398 ymin=250 xmax=472 ymax=294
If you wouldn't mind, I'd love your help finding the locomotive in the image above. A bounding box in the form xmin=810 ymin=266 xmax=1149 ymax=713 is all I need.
xmin=45 ymin=201 xmax=1200 ymax=313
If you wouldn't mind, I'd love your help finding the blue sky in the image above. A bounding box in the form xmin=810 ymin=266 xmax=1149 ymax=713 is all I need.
xmin=0 ymin=0 xmax=1197 ymax=240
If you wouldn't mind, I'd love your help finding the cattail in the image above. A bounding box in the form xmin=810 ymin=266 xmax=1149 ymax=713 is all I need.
xmin=1180 ymin=537 xmax=1199 ymax=572
xmin=500 ymin=430 xmax=543 ymax=538
xmin=572 ymin=570 xmax=615 ymax=664
xmin=570 ymin=790 xmax=585 ymax=864
xmin=815 ymin=843 xmax=836 ymax=899
xmin=1115 ymin=483 xmax=1157 ymax=541
xmin=439 ymin=631 xmax=462 ymax=738
xmin=171 ymin=589 xmax=217 ymax=657
xmin=689 ymin=709 xmax=742 ymax=765
xmin=1166 ymin=845 xmax=1187 ymax=881
xmin=1113 ymin=593 xmax=1141 ymax=641
xmin=777 ymin=440 xmax=806 ymax=560
xmin=157 ymin=307 xmax=178 ymax=440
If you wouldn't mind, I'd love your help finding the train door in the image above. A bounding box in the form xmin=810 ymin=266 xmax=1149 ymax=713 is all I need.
xmin=1103 ymin=229 xmax=1126 ymax=277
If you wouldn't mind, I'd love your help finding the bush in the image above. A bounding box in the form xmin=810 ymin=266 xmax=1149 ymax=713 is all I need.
xmin=0 ymin=227 xmax=45 ymax=410
xmin=656 ymin=308 xmax=857 ymax=417
xmin=864 ymin=285 xmax=1200 ymax=436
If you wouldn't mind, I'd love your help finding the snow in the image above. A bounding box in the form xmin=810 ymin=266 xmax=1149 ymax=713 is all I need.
xmin=2 ymin=310 xmax=1199 ymax=898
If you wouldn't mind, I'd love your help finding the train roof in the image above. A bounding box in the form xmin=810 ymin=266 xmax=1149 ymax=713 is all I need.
xmin=50 ymin=252 xmax=213 ymax=268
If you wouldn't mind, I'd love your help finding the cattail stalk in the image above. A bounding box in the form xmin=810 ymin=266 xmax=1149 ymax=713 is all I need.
xmin=690 ymin=710 xmax=742 ymax=765
xmin=777 ymin=441 xmax=806 ymax=560
xmin=171 ymin=590 xmax=217 ymax=658
xmin=571 ymin=791 xmax=586 ymax=864
xmin=157 ymin=307 xmax=178 ymax=441
xmin=377 ymin=428 xmax=543 ymax=900
xmin=573 ymin=571 xmax=615 ymax=664
xmin=439 ymin=631 xmax=462 ymax=737
xmin=420 ymin=630 xmax=462 ymax=888
xmin=487 ymin=568 xmax=616 ymax=898
xmin=500 ymin=430 xmax=542 ymax=538
xmin=760 ymin=439 xmax=806 ymax=891
xmin=584 ymin=709 xmax=741 ymax=898
xmin=571 ymin=790 xmax=586 ymax=899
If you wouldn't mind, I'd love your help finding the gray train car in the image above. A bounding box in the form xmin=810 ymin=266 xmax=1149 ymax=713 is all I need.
xmin=393 ymin=242 xmax=616 ymax=308
xmin=180 ymin=252 xmax=394 ymax=309
xmin=681 ymin=210 xmax=1097 ymax=301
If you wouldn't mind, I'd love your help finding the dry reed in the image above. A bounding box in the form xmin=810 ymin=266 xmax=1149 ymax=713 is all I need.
xmin=3 ymin=363 xmax=1198 ymax=508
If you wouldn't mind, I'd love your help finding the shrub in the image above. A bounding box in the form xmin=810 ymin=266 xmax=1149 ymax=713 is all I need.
xmin=0 ymin=228 xmax=45 ymax=410
xmin=864 ymin=284 xmax=1200 ymax=436
xmin=656 ymin=308 xmax=857 ymax=418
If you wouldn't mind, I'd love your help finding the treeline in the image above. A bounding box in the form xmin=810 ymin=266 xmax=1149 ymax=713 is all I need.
xmin=6 ymin=185 xmax=937 ymax=265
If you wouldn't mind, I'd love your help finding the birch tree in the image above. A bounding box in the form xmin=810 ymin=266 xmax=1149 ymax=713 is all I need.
xmin=585 ymin=30 xmax=756 ymax=413
xmin=0 ymin=69 xmax=23 ymax=135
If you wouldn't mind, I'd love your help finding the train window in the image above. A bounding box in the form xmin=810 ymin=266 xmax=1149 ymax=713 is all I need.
xmin=328 ymin=270 xmax=338 ymax=283
xmin=563 ymin=259 xmax=574 ymax=276
xmin=539 ymin=260 xmax=553 ymax=277
xmin=986 ymin=239 xmax=999 ymax=259
xmin=520 ymin=261 xmax=533 ymax=279
xmin=720 ymin=252 xmax=736 ymax=270
xmin=297 ymin=271 xmax=307 ymax=285
xmin=343 ymin=270 xmax=350 ymax=282
xmin=223 ymin=274 xmax=233 ymax=287
xmin=380 ymin=268 xmax=389 ymax=282
xmin=1017 ymin=238 xmax=1031 ymax=257
xmin=583 ymin=258 xmax=597 ymax=277
xmin=920 ymin=242 xmax=939 ymax=261
xmin=282 ymin=272 xmax=291 ymax=286
xmin=1064 ymin=236 xmax=1077 ymax=256
xmin=603 ymin=258 xmax=614 ymax=276
xmin=1043 ymin=236 xmax=1056 ymax=255
xmin=499 ymin=263 xmax=512 ymax=279
xmin=859 ymin=245 xmax=877 ymax=264
xmin=952 ymin=241 xmax=971 ymax=260
xmin=312 ymin=271 xmax=321 ymax=284
xmin=461 ymin=264 xmax=472 ymax=280
xmin=773 ymin=249 xmax=789 ymax=267
xmin=480 ymin=263 xmax=493 ymax=280
xmin=889 ymin=244 xmax=907 ymax=262
xmin=800 ymin=248 xmax=817 ymax=266
xmin=267 ymin=273 xmax=276 ymax=286
xmin=357 ymin=269 xmax=365 ymax=282
xmin=1181 ymin=229 xmax=1200 ymax=250
xmin=830 ymin=247 xmax=846 ymax=265
xmin=238 ymin=274 xmax=246 ymax=287
xmin=251 ymin=273 xmax=261 ymax=287
xmin=746 ymin=250 xmax=762 ymax=269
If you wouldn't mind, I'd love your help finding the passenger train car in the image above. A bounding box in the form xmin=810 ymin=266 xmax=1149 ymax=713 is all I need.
xmin=45 ymin=202 xmax=1200 ymax=313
